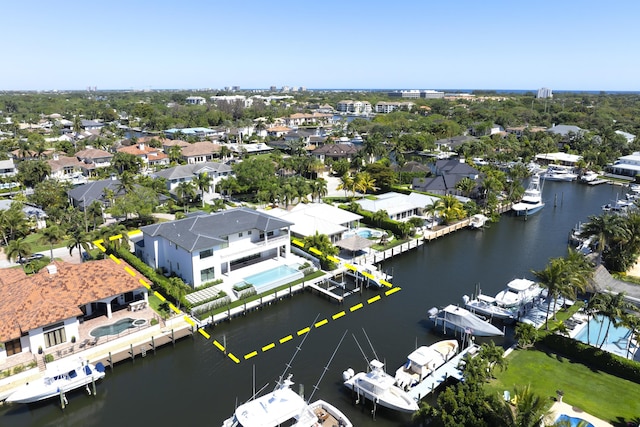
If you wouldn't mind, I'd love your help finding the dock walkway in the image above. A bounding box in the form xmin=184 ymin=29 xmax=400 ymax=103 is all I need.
xmin=406 ymin=344 xmax=480 ymax=401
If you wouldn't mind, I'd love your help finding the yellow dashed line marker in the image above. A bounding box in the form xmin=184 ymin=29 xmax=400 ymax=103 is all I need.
xmin=380 ymin=279 xmax=392 ymax=287
xmin=368 ymin=295 xmax=381 ymax=304
xmin=344 ymin=263 xmax=357 ymax=271
xmin=213 ymin=340 xmax=225 ymax=351
xmin=154 ymin=291 xmax=166 ymax=302
xmin=169 ymin=303 xmax=180 ymax=314
xmin=314 ymin=319 xmax=328 ymax=328
xmin=244 ymin=351 xmax=258 ymax=360
xmin=109 ymin=234 xmax=122 ymax=241
xmin=385 ymin=287 xmax=401 ymax=296
xmin=262 ymin=343 xmax=275 ymax=352
xmin=350 ymin=303 xmax=363 ymax=312
xmin=109 ymin=254 xmax=121 ymax=264
xmin=139 ymin=279 xmax=150 ymax=289
xmin=183 ymin=315 xmax=194 ymax=326
xmin=279 ymin=335 xmax=293 ymax=344
xmin=93 ymin=240 xmax=106 ymax=252
xmin=327 ymin=255 xmax=340 ymax=263
xmin=127 ymin=230 xmax=141 ymax=237
xmin=332 ymin=311 xmax=346 ymax=320
xmin=124 ymin=266 xmax=136 ymax=277
xmin=297 ymin=327 xmax=310 ymax=336
xmin=292 ymin=239 xmax=304 ymax=247
xmin=309 ymin=247 xmax=322 ymax=256
xmin=198 ymin=329 xmax=210 ymax=339
xmin=228 ymin=353 xmax=240 ymax=364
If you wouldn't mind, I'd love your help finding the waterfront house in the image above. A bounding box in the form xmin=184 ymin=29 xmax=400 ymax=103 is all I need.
xmin=311 ymin=143 xmax=362 ymax=163
xmin=178 ymin=141 xmax=222 ymax=164
xmin=355 ymin=192 xmax=440 ymax=222
xmin=135 ymin=208 xmax=294 ymax=289
xmin=609 ymin=152 xmax=640 ymax=178
xmin=535 ymin=152 xmax=582 ymax=167
xmin=117 ymin=142 xmax=169 ymax=170
xmin=75 ymin=147 xmax=113 ymax=176
xmin=0 ymin=158 xmax=18 ymax=178
xmin=68 ymin=178 xmax=123 ymax=211
xmin=46 ymin=153 xmax=87 ymax=184
xmin=259 ymin=203 xmax=362 ymax=243
xmin=0 ymin=260 xmax=149 ymax=363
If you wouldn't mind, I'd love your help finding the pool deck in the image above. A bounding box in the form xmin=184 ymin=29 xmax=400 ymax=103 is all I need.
xmin=545 ymin=401 xmax=613 ymax=427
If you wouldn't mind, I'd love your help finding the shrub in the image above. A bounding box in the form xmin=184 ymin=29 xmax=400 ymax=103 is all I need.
xmin=150 ymin=318 xmax=159 ymax=326
xmin=44 ymin=354 xmax=54 ymax=363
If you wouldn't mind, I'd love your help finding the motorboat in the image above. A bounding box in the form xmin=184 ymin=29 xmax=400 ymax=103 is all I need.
xmin=4 ymin=358 xmax=106 ymax=404
xmin=342 ymin=359 xmax=419 ymax=413
xmin=580 ymin=171 xmax=599 ymax=182
xmin=428 ymin=304 xmax=504 ymax=337
xmin=394 ymin=340 xmax=459 ymax=390
xmin=222 ymin=375 xmax=352 ymax=427
xmin=542 ymin=165 xmax=578 ymax=181
xmin=463 ymin=294 xmax=517 ymax=321
xmin=468 ymin=213 xmax=489 ymax=229
xmin=511 ymin=174 xmax=545 ymax=216
xmin=494 ymin=278 xmax=542 ymax=310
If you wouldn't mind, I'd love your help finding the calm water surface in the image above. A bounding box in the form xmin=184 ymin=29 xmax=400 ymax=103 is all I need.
xmin=0 ymin=182 xmax=621 ymax=426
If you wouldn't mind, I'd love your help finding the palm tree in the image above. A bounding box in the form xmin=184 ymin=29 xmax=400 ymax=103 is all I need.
xmin=372 ymin=209 xmax=389 ymax=227
xmin=39 ymin=225 xmax=64 ymax=260
xmin=336 ymin=173 xmax=354 ymax=199
xmin=167 ymin=145 xmax=183 ymax=164
xmin=354 ymin=171 xmax=377 ymax=196
xmin=194 ymin=172 xmax=213 ymax=207
xmin=86 ymin=201 xmax=104 ymax=231
xmin=456 ymin=177 xmax=477 ymax=198
xmin=6 ymin=238 xmax=32 ymax=269
xmin=437 ymin=194 xmax=466 ymax=224
xmin=423 ymin=199 xmax=440 ymax=228
xmin=67 ymin=228 xmax=91 ymax=263
xmin=583 ymin=293 xmax=606 ymax=346
xmin=176 ymin=181 xmax=197 ymax=213
xmin=598 ymin=292 xmax=631 ymax=349
xmin=579 ymin=213 xmax=627 ymax=255
xmin=310 ymin=179 xmax=328 ymax=203
xmin=303 ymin=231 xmax=339 ymax=257
xmin=532 ymin=257 xmax=566 ymax=330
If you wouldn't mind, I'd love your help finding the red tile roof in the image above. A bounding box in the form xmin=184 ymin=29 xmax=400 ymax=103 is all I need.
xmin=0 ymin=260 xmax=151 ymax=342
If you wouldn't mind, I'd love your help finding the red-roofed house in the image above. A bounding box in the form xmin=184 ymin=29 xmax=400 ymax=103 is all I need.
xmin=117 ymin=142 xmax=169 ymax=170
xmin=0 ymin=260 xmax=149 ymax=363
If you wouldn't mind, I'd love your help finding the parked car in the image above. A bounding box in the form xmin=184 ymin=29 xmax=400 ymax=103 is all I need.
xmin=17 ymin=253 xmax=45 ymax=264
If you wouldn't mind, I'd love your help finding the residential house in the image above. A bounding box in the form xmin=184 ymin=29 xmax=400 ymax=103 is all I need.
xmin=284 ymin=113 xmax=333 ymax=127
xmin=615 ymin=130 xmax=636 ymax=144
xmin=75 ymin=148 xmax=113 ymax=176
xmin=0 ymin=200 xmax=47 ymax=229
xmin=506 ymin=126 xmax=547 ymax=138
xmin=547 ymin=124 xmax=584 ymax=140
xmin=179 ymin=141 xmax=222 ymax=164
xmin=117 ymin=142 xmax=169 ymax=170
xmin=0 ymin=158 xmax=18 ymax=178
xmin=534 ymin=152 xmax=582 ymax=167
xmin=68 ymin=178 xmax=123 ymax=211
xmin=0 ymin=260 xmax=149 ymax=362
xmin=223 ymin=142 xmax=273 ymax=156
xmin=608 ymin=152 xmax=640 ymax=178
xmin=434 ymin=136 xmax=478 ymax=153
xmin=412 ymin=158 xmax=479 ymax=196
xmin=164 ymin=127 xmax=220 ymax=140
xmin=80 ymin=119 xmax=105 ymax=131
xmin=135 ymin=208 xmax=294 ymax=288
xmin=468 ymin=123 xmax=504 ymax=137
xmin=266 ymin=126 xmax=292 ymax=138
xmin=186 ymin=96 xmax=207 ymax=105
xmin=260 ymin=203 xmax=362 ymax=243
xmin=47 ymin=153 xmax=87 ymax=184
xmin=355 ymin=192 xmax=440 ymax=222
xmin=336 ymin=100 xmax=372 ymax=115
xmin=152 ymin=162 xmax=232 ymax=197
xmin=311 ymin=143 xmax=362 ymax=163
xmin=374 ymin=101 xmax=414 ymax=114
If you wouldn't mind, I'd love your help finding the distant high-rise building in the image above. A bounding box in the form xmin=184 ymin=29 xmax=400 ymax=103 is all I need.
xmin=537 ymin=87 xmax=553 ymax=99
xmin=232 ymin=86 xmax=240 ymax=91
xmin=270 ymin=86 xmax=277 ymax=92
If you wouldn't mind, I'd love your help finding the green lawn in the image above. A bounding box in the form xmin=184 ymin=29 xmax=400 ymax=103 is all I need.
xmin=22 ymin=231 xmax=69 ymax=253
xmin=485 ymin=348 xmax=640 ymax=424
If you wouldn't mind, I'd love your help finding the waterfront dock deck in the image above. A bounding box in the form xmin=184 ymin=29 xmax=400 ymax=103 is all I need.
xmin=406 ymin=344 xmax=480 ymax=401
xmin=587 ymin=179 xmax=609 ymax=185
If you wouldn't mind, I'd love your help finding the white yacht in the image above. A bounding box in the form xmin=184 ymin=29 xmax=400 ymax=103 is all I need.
xmin=222 ymin=375 xmax=352 ymax=427
xmin=542 ymin=165 xmax=578 ymax=181
xmin=494 ymin=278 xmax=542 ymax=310
xmin=468 ymin=213 xmax=489 ymax=229
xmin=463 ymin=293 xmax=518 ymax=321
xmin=580 ymin=170 xmax=599 ymax=182
xmin=512 ymin=174 xmax=545 ymax=216
xmin=429 ymin=304 xmax=505 ymax=337
xmin=342 ymin=359 xmax=419 ymax=413
xmin=394 ymin=340 xmax=459 ymax=390
xmin=4 ymin=358 xmax=106 ymax=404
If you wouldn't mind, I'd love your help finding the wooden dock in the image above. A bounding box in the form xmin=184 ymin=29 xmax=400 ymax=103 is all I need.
xmin=587 ymin=179 xmax=609 ymax=186
xmin=406 ymin=344 xmax=480 ymax=401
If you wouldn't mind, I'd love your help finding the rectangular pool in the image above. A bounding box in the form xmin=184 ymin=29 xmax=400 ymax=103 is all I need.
xmin=244 ymin=264 xmax=304 ymax=294
xmin=574 ymin=314 xmax=634 ymax=358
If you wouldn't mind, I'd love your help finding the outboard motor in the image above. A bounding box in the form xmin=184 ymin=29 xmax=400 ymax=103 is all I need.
xmin=427 ymin=307 xmax=439 ymax=318
xmin=342 ymin=368 xmax=354 ymax=381
xmin=462 ymin=295 xmax=470 ymax=305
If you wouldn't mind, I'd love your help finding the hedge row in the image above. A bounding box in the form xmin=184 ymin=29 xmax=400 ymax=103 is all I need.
xmin=537 ymin=333 xmax=640 ymax=384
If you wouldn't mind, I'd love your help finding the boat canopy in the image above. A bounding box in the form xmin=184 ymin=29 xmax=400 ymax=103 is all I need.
xmin=477 ymin=294 xmax=496 ymax=303
xmin=437 ymin=304 xmax=504 ymax=337
xmin=506 ymin=278 xmax=535 ymax=292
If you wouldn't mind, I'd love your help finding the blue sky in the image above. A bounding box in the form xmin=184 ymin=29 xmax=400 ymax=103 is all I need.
xmin=3 ymin=0 xmax=639 ymax=91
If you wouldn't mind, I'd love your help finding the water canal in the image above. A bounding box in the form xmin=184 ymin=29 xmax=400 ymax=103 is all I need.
xmin=0 ymin=181 xmax=623 ymax=426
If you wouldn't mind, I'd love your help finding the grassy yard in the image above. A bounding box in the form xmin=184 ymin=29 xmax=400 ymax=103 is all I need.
xmin=485 ymin=348 xmax=640 ymax=424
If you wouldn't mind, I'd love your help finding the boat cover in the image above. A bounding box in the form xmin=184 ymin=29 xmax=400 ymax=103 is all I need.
xmin=436 ymin=304 xmax=504 ymax=337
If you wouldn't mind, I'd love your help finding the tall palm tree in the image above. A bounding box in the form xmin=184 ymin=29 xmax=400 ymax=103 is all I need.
xmin=6 ymin=238 xmax=32 ymax=269
xmin=437 ymin=195 xmax=466 ymax=224
xmin=67 ymin=228 xmax=91 ymax=263
xmin=336 ymin=173 xmax=354 ymax=199
xmin=598 ymin=292 xmax=631 ymax=349
xmin=39 ymin=225 xmax=64 ymax=260
xmin=486 ymin=384 xmax=552 ymax=427
xmin=354 ymin=171 xmax=377 ymax=196
xmin=579 ymin=213 xmax=627 ymax=255
xmin=456 ymin=177 xmax=477 ymax=198
xmin=176 ymin=181 xmax=196 ymax=213
xmin=194 ymin=172 xmax=213 ymax=207
xmin=311 ymin=179 xmax=328 ymax=203
xmin=532 ymin=257 xmax=566 ymax=330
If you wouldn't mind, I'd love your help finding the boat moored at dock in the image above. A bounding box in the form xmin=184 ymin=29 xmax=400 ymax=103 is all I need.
xmin=394 ymin=339 xmax=459 ymax=390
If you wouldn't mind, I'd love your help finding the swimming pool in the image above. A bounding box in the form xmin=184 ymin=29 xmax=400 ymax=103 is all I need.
xmin=344 ymin=228 xmax=383 ymax=239
xmin=90 ymin=318 xmax=147 ymax=338
xmin=555 ymin=414 xmax=595 ymax=427
xmin=574 ymin=314 xmax=633 ymax=358
xmin=243 ymin=264 xmax=304 ymax=293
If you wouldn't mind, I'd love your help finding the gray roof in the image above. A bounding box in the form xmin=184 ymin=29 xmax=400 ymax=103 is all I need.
xmin=67 ymin=179 xmax=122 ymax=208
xmin=547 ymin=124 xmax=583 ymax=137
xmin=139 ymin=207 xmax=293 ymax=252
xmin=153 ymin=162 xmax=232 ymax=181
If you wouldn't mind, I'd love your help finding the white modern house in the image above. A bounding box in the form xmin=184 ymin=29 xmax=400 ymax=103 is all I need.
xmin=355 ymin=192 xmax=440 ymax=222
xmin=609 ymin=152 xmax=640 ymax=178
xmin=135 ymin=208 xmax=294 ymax=288
xmin=0 ymin=261 xmax=149 ymax=363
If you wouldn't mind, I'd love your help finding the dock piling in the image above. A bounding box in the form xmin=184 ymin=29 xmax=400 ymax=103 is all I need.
xmin=129 ymin=344 xmax=135 ymax=363
xmin=107 ymin=352 xmax=113 ymax=371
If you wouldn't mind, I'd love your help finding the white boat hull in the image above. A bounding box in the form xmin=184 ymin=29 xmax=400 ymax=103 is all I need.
xmin=344 ymin=373 xmax=419 ymax=413
xmin=512 ymin=202 xmax=545 ymax=216
xmin=5 ymin=361 xmax=105 ymax=404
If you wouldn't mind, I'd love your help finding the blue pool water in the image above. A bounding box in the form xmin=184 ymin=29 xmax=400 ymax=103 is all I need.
xmin=90 ymin=318 xmax=146 ymax=338
xmin=244 ymin=265 xmax=304 ymax=293
xmin=344 ymin=228 xmax=382 ymax=239
xmin=574 ymin=314 xmax=632 ymax=357
xmin=555 ymin=414 xmax=595 ymax=427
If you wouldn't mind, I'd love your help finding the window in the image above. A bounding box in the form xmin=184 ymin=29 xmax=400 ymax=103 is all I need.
xmin=267 ymin=231 xmax=274 ymax=237
xmin=200 ymin=266 xmax=215 ymax=283
xmin=238 ymin=232 xmax=243 ymax=237
xmin=4 ymin=338 xmax=22 ymax=356
xmin=43 ymin=323 xmax=67 ymax=348
xmin=200 ymin=249 xmax=213 ymax=259
xmin=248 ymin=230 xmax=252 ymax=235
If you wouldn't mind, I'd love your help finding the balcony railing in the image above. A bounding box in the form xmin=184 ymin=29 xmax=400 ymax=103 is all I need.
xmin=219 ymin=235 xmax=288 ymax=260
